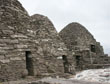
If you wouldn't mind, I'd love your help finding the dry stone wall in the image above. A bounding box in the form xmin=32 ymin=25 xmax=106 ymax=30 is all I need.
xmin=59 ymin=22 xmax=110 ymax=70
xmin=0 ymin=0 xmax=109 ymax=82
xmin=0 ymin=0 xmax=74 ymax=81
xmin=0 ymin=0 xmax=45 ymax=81
xmin=30 ymin=14 xmax=75 ymax=75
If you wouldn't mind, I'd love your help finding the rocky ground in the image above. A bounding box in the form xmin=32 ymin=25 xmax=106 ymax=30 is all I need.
xmin=2 ymin=68 xmax=110 ymax=84
xmin=74 ymin=68 xmax=110 ymax=83
xmin=2 ymin=77 xmax=109 ymax=84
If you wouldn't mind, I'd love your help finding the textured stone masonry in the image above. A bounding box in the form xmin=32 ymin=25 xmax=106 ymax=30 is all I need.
xmin=0 ymin=0 xmax=109 ymax=82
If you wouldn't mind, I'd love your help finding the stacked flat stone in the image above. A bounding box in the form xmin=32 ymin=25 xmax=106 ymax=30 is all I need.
xmin=59 ymin=22 xmax=110 ymax=70
xmin=0 ymin=0 xmax=74 ymax=81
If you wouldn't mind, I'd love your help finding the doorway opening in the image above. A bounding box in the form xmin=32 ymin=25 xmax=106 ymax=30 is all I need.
xmin=25 ymin=51 xmax=34 ymax=76
xmin=62 ymin=55 xmax=69 ymax=73
xmin=91 ymin=45 xmax=96 ymax=52
xmin=76 ymin=56 xmax=81 ymax=66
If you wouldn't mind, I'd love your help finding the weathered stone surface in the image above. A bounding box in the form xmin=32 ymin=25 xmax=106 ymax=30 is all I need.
xmin=0 ymin=0 xmax=40 ymax=81
xmin=0 ymin=0 xmax=109 ymax=82
xmin=0 ymin=59 xmax=10 ymax=63
xmin=59 ymin=22 xmax=110 ymax=71
xmin=0 ymin=0 xmax=73 ymax=82
xmin=30 ymin=14 xmax=75 ymax=75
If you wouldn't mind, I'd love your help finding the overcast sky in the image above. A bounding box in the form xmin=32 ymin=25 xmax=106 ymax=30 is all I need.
xmin=18 ymin=0 xmax=110 ymax=55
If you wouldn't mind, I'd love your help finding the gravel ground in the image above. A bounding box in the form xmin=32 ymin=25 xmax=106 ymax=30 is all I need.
xmin=33 ymin=78 xmax=109 ymax=84
xmin=2 ymin=68 xmax=110 ymax=84
xmin=3 ymin=78 xmax=109 ymax=84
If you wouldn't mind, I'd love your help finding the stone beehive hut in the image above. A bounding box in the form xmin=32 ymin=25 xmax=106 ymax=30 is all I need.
xmin=59 ymin=22 xmax=110 ymax=70
xmin=0 ymin=0 xmax=43 ymax=81
xmin=30 ymin=14 xmax=75 ymax=75
xmin=0 ymin=0 xmax=110 ymax=82
xmin=59 ymin=22 xmax=104 ymax=55
xmin=0 ymin=0 xmax=75 ymax=81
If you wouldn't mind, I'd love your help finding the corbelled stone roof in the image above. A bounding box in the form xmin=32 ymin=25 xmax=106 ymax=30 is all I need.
xmin=30 ymin=14 xmax=58 ymax=39
xmin=59 ymin=22 xmax=104 ymax=55
xmin=0 ymin=0 xmax=30 ymax=33
xmin=59 ymin=22 xmax=96 ymax=51
xmin=0 ymin=0 xmax=28 ymax=14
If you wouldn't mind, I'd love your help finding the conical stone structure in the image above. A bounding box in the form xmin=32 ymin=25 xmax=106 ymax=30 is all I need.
xmin=0 ymin=0 xmax=75 ymax=81
xmin=59 ymin=22 xmax=104 ymax=54
xmin=30 ymin=14 xmax=75 ymax=75
xmin=0 ymin=0 xmax=43 ymax=81
xmin=59 ymin=22 xmax=110 ymax=70
xmin=0 ymin=0 xmax=109 ymax=82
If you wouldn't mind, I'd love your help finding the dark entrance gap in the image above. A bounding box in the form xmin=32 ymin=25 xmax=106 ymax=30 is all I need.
xmin=91 ymin=45 xmax=96 ymax=52
xmin=25 ymin=51 xmax=34 ymax=76
xmin=62 ymin=55 xmax=69 ymax=73
xmin=76 ymin=55 xmax=81 ymax=66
